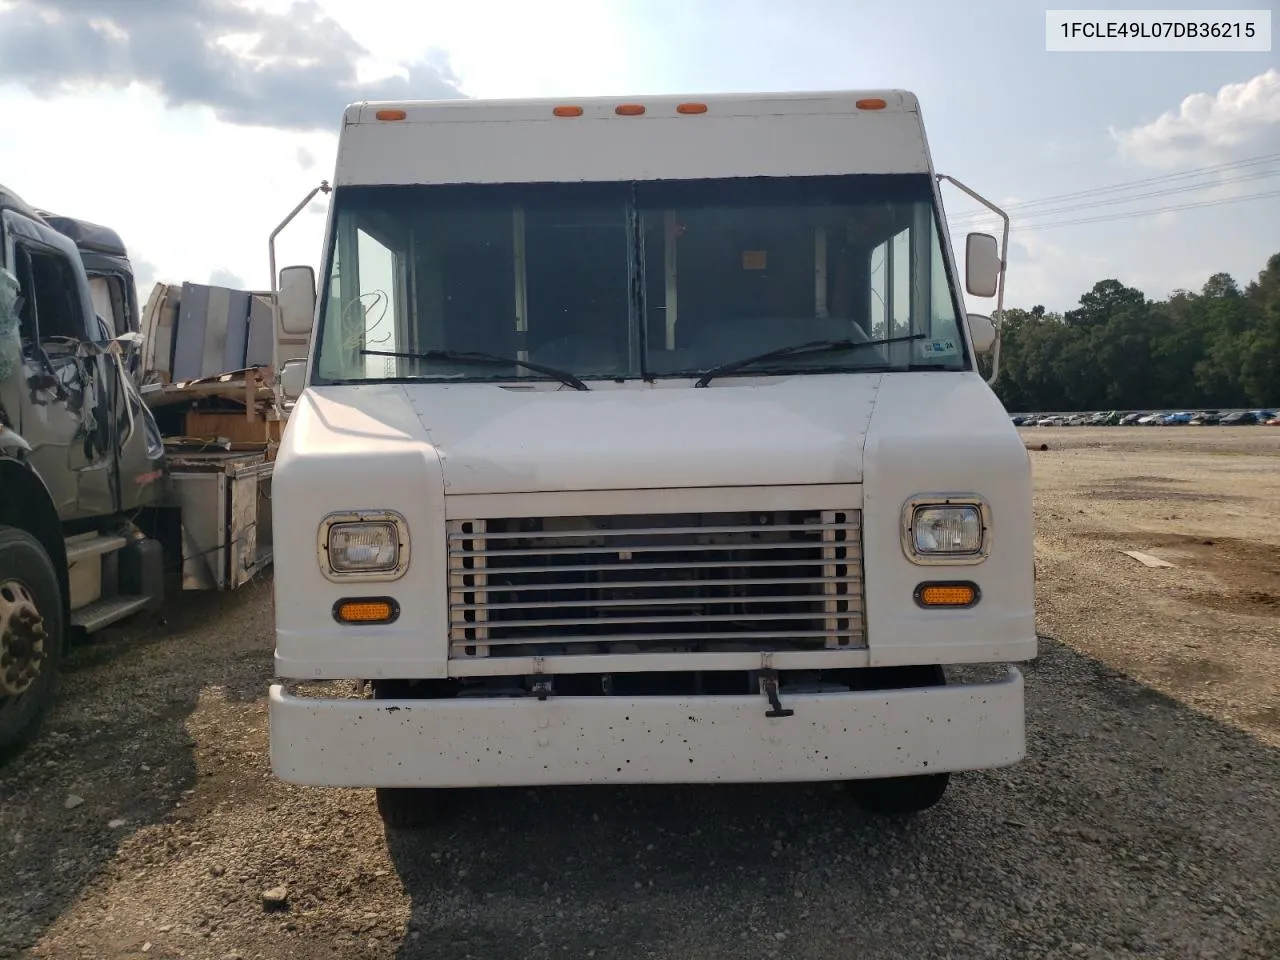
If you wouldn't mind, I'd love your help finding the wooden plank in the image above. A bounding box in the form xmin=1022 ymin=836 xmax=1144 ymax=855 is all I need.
xmin=183 ymin=409 xmax=281 ymax=444
xmin=1123 ymin=551 xmax=1175 ymax=568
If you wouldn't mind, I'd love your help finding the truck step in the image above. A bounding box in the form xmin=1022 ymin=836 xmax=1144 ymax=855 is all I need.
xmin=64 ymin=533 xmax=128 ymax=564
xmin=71 ymin=595 xmax=154 ymax=634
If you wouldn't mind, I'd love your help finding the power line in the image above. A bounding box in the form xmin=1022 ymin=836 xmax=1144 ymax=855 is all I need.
xmin=1009 ymin=188 xmax=1280 ymax=231
xmin=950 ymin=166 xmax=1280 ymax=227
xmin=949 ymin=150 xmax=1280 ymax=215
xmin=970 ymin=151 xmax=1280 ymax=212
xmin=945 ymin=151 xmax=1280 ymax=226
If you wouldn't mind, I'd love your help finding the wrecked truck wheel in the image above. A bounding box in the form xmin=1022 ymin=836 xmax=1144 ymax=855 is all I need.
xmin=0 ymin=526 xmax=64 ymax=756
xmin=846 ymin=663 xmax=951 ymax=816
xmin=376 ymin=788 xmax=445 ymax=830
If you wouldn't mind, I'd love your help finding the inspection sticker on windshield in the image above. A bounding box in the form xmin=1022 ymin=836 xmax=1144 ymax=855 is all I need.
xmin=921 ymin=338 xmax=959 ymax=358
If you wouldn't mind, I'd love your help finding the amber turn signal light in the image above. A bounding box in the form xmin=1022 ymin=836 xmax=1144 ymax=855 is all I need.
xmin=914 ymin=582 xmax=980 ymax=608
xmin=333 ymin=598 xmax=400 ymax=624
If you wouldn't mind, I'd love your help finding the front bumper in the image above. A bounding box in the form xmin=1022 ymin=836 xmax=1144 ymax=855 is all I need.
xmin=268 ymin=667 xmax=1025 ymax=788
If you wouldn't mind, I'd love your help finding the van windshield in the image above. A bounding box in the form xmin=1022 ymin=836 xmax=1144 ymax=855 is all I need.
xmin=311 ymin=174 xmax=969 ymax=385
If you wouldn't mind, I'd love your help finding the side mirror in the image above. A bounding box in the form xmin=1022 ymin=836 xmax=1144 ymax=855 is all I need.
xmin=965 ymin=233 xmax=1001 ymax=298
xmin=278 ymin=265 xmax=316 ymax=337
xmin=967 ymin=313 xmax=996 ymax=355
xmin=280 ymin=357 xmax=308 ymax=401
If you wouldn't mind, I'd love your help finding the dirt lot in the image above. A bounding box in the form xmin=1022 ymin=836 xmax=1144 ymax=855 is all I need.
xmin=3 ymin=426 xmax=1279 ymax=960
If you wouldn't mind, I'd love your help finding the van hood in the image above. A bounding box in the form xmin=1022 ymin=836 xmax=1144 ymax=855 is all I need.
xmin=400 ymin=376 xmax=883 ymax=495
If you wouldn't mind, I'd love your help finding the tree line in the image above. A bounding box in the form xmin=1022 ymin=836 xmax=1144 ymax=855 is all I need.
xmin=981 ymin=251 xmax=1280 ymax=412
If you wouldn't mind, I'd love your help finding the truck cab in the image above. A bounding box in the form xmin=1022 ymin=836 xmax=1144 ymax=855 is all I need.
xmin=267 ymin=91 xmax=1035 ymax=827
xmin=0 ymin=182 xmax=284 ymax=754
xmin=0 ymin=183 xmax=168 ymax=750
xmin=37 ymin=211 xmax=142 ymax=377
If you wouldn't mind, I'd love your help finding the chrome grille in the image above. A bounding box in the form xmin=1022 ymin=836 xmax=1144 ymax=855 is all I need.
xmin=447 ymin=509 xmax=865 ymax=657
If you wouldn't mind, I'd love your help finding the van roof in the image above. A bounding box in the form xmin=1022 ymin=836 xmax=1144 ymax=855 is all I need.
xmin=342 ymin=89 xmax=921 ymax=125
xmin=333 ymin=89 xmax=932 ymax=187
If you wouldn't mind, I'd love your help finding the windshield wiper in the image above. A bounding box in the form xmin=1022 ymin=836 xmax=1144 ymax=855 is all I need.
xmin=693 ymin=333 xmax=928 ymax=387
xmin=361 ymin=348 xmax=590 ymax=391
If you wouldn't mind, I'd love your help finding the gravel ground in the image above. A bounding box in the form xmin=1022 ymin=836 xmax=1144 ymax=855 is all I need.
xmin=2 ymin=427 xmax=1278 ymax=960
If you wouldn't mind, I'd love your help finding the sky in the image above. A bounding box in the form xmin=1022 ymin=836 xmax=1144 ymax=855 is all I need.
xmin=0 ymin=0 xmax=1276 ymax=314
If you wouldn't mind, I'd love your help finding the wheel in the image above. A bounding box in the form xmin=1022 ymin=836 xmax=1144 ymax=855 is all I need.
xmin=846 ymin=663 xmax=951 ymax=817
xmin=848 ymin=771 xmax=951 ymax=816
xmin=369 ymin=679 xmax=451 ymax=829
xmin=0 ymin=526 xmax=64 ymax=755
xmin=376 ymin=787 xmax=443 ymax=830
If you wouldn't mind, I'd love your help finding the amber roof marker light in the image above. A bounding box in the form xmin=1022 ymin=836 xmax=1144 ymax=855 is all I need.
xmin=615 ymin=103 xmax=646 ymax=115
xmin=553 ymin=105 xmax=584 ymax=117
xmin=676 ymin=102 xmax=708 ymax=115
xmin=855 ymin=98 xmax=888 ymax=110
xmin=374 ymin=109 xmax=406 ymax=121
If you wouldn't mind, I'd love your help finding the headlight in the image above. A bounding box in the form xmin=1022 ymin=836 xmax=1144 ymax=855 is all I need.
xmin=902 ymin=497 xmax=989 ymax=564
xmin=317 ymin=511 xmax=410 ymax=581
xmin=331 ymin=523 xmax=399 ymax=571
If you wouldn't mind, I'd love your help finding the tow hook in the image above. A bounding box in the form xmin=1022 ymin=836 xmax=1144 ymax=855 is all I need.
xmin=759 ymin=669 xmax=793 ymax=719
xmin=531 ymin=678 xmax=552 ymax=701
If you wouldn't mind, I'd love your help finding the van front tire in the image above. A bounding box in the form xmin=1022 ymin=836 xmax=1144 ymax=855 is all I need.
xmin=375 ymin=787 xmax=444 ymax=830
xmin=845 ymin=662 xmax=951 ymax=816
xmin=848 ymin=771 xmax=951 ymax=816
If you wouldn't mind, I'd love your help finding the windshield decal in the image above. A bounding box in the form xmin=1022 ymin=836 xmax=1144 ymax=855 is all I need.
xmin=920 ymin=338 xmax=960 ymax=359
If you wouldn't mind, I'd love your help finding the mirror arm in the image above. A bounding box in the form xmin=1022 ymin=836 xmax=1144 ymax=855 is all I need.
xmin=268 ymin=180 xmax=331 ymax=405
xmin=269 ymin=180 xmax=331 ymax=301
xmin=936 ymin=174 xmax=1010 ymax=386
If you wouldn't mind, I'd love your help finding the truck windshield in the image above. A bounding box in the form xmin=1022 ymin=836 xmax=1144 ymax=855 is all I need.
xmin=312 ymin=174 xmax=968 ymax=385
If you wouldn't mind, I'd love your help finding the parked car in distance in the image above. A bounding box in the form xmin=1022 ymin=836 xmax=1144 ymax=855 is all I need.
xmin=1220 ymin=411 xmax=1258 ymax=425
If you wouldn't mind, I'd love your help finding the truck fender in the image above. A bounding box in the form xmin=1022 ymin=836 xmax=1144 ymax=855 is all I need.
xmin=0 ymin=424 xmax=32 ymax=455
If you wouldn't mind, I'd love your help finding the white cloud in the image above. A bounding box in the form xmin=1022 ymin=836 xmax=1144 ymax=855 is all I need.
xmin=997 ymin=231 xmax=1112 ymax=310
xmin=0 ymin=0 xmax=461 ymax=132
xmin=1111 ymin=68 xmax=1280 ymax=168
xmin=209 ymin=267 xmax=246 ymax=289
xmin=0 ymin=81 xmax=333 ymax=296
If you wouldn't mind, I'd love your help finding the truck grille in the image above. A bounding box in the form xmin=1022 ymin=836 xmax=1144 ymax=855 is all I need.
xmin=447 ymin=509 xmax=865 ymax=657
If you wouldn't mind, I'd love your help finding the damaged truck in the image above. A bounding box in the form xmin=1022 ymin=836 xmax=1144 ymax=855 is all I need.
xmin=0 ymin=181 xmax=317 ymax=753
